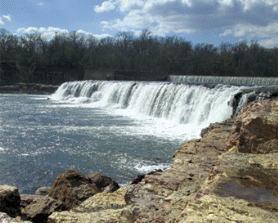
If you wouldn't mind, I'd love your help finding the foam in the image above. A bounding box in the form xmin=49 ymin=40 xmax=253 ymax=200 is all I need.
xmin=134 ymin=163 xmax=171 ymax=173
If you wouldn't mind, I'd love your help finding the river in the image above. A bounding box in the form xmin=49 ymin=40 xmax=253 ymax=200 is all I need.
xmin=0 ymin=81 xmax=242 ymax=194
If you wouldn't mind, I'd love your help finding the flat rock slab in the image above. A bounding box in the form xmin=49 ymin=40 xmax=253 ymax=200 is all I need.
xmin=179 ymin=194 xmax=278 ymax=223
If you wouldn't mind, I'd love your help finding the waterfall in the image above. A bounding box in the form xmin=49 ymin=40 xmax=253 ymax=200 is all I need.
xmin=169 ymin=75 xmax=278 ymax=86
xmin=51 ymin=81 xmax=243 ymax=138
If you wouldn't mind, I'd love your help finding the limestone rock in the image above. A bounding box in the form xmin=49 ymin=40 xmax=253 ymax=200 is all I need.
xmin=0 ymin=212 xmax=32 ymax=223
xmin=48 ymin=169 xmax=100 ymax=209
xmin=20 ymin=195 xmax=65 ymax=223
xmin=74 ymin=186 xmax=130 ymax=212
xmin=123 ymin=119 xmax=234 ymax=222
xmin=177 ymin=100 xmax=278 ymax=222
xmin=226 ymin=100 xmax=278 ymax=154
xmin=48 ymin=209 xmax=122 ymax=223
xmin=0 ymin=185 xmax=21 ymax=217
xmin=48 ymin=186 xmax=133 ymax=223
xmin=48 ymin=100 xmax=278 ymax=222
xmin=179 ymin=194 xmax=278 ymax=223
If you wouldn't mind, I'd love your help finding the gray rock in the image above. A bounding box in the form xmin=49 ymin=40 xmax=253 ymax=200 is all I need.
xmin=20 ymin=195 xmax=65 ymax=223
xmin=0 ymin=212 xmax=32 ymax=223
xmin=34 ymin=187 xmax=50 ymax=196
xmin=0 ymin=185 xmax=21 ymax=217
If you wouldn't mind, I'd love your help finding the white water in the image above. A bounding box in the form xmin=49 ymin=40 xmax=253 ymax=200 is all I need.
xmin=51 ymin=81 xmax=243 ymax=140
xmin=169 ymin=75 xmax=278 ymax=86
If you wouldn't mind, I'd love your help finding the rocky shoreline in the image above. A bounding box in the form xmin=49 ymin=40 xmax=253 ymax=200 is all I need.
xmin=1 ymin=99 xmax=278 ymax=222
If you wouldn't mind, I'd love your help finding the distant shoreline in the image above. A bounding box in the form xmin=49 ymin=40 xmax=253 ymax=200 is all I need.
xmin=0 ymin=83 xmax=58 ymax=95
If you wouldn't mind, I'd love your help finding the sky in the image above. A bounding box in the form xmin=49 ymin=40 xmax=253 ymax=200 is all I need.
xmin=0 ymin=0 xmax=278 ymax=48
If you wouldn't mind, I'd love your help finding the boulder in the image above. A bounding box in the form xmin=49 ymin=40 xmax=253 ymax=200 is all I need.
xmin=0 ymin=185 xmax=21 ymax=217
xmin=35 ymin=187 xmax=51 ymax=196
xmin=48 ymin=169 xmax=100 ymax=209
xmin=48 ymin=169 xmax=120 ymax=210
xmin=47 ymin=186 xmax=132 ymax=223
xmin=20 ymin=195 xmax=65 ymax=223
xmin=87 ymin=172 xmax=120 ymax=193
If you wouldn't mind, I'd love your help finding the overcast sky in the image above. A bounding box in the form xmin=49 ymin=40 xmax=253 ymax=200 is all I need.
xmin=1 ymin=0 xmax=278 ymax=47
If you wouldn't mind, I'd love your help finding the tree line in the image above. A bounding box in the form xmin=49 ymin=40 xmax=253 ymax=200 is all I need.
xmin=0 ymin=28 xmax=278 ymax=85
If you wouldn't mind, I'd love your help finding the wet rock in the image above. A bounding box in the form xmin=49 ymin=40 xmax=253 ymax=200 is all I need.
xmin=131 ymin=170 xmax=162 ymax=185
xmin=20 ymin=195 xmax=65 ymax=223
xmin=0 ymin=185 xmax=21 ymax=217
xmin=131 ymin=174 xmax=145 ymax=184
xmin=229 ymin=86 xmax=278 ymax=117
xmin=35 ymin=187 xmax=51 ymax=196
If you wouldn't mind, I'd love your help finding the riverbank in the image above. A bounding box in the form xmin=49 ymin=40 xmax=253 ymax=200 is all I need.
xmin=1 ymin=99 xmax=278 ymax=222
xmin=0 ymin=83 xmax=58 ymax=95
xmin=48 ymin=100 xmax=278 ymax=222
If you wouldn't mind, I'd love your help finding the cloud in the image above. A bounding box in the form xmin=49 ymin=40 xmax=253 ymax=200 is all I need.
xmin=96 ymin=0 xmax=278 ymax=45
xmin=94 ymin=0 xmax=116 ymax=12
xmin=259 ymin=36 xmax=278 ymax=48
xmin=76 ymin=29 xmax=93 ymax=36
xmin=0 ymin=15 xmax=12 ymax=24
xmin=16 ymin=26 xmax=70 ymax=40
xmin=17 ymin=27 xmax=39 ymax=34
xmin=3 ymin=15 xmax=11 ymax=22
xmin=15 ymin=26 xmax=111 ymax=41
xmin=37 ymin=2 xmax=44 ymax=6
xmin=221 ymin=22 xmax=278 ymax=47
xmin=93 ymin=34 xmax=113 ymax=39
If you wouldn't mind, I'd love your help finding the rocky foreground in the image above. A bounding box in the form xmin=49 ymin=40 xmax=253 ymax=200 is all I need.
xmin=1 ymin=100 xmax=278 ymax=222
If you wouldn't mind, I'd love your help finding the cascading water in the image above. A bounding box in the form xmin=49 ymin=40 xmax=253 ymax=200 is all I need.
xmin=169 ymin=75 xmax=278 ymax=86
xmin=0 ymin=80 xmax=256 ymax=194
xmin=51 ymin=80 xmax=243 ymax=140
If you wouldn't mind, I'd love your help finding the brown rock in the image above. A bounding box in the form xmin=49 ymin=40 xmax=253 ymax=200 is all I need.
xmin=226 ymin=100 xmax=278 ymax=154
xmin=48 ymin=186 xmax=133 ymax=223
xmin=0 ymin=185 xmax=21 ymax=217
xmin=48 ymin=169 xmax=100 ymax=209
xmin=20 ymin=195 xmax=65 ymax=223
xmin=47 ymin=100 xmax=278 ymax=222
xmin=87 ymin=172 xmax=120 ymax=193
xmin=178 ymin=100 xmax=278 ymax=222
